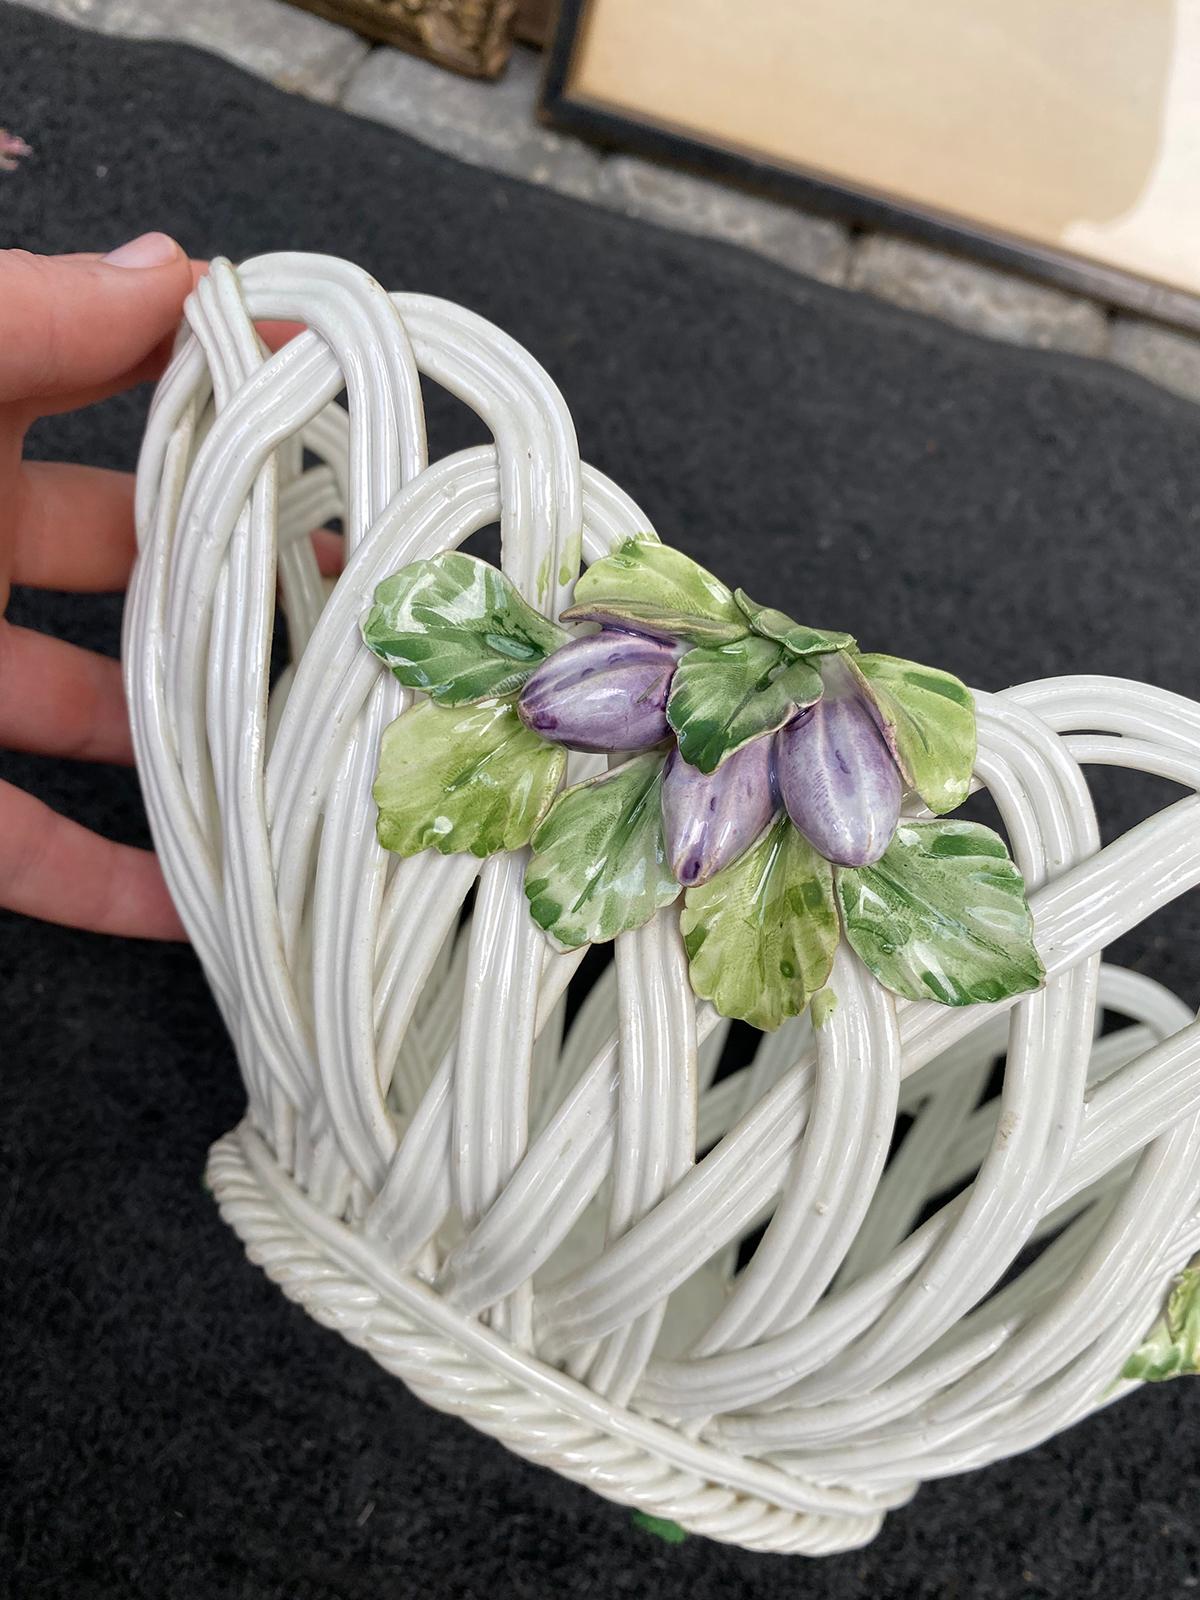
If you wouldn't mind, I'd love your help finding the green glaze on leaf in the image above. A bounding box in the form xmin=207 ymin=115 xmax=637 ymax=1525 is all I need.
xmin=631 ymin=1512 xmax=688 ymax=1545
xmin=373 ymin=699 xmax=566 ymax=858
xmin=666 ymin=636 xmax=822 ymax=774
xmin=854 ymin=652 xmax=976 ymax=815
xmin=680 ymin=816 xmax=839 ymax=1031
xmin=362 ymin=552 xmax=567 ymax=705
xmin=561 ymin=538 xmax=747 ymax=645
xmin=836 ymin=819 xmax=1044 ymax=1006
xmin=525 ymin=751 xmax=678 ymax=948
xmin=811 ymin=986 xmax=838 ymax=1029
xmin=734 ymin=589 xmax=856 ymax=656
xmin=1123 ymin=1267 xmax=1200 ymax=1382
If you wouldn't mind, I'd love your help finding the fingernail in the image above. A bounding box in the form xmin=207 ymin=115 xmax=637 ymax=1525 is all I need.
xmin=102 ymin=231 xmax=179 ymax=269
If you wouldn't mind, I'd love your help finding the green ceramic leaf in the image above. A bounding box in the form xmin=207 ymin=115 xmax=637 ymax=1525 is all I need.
xmin=525 ymin=751 xmax=678 ymax=948
xmin=811 ymin=986 xmax=838 ymax=1029
xmin=837 ymin=819 xmax=1044 ymax=1006
xmin=1123 ymin=1267 xmax=1200 ymax=1382
xmin=854 ymin=652 xmax=976 ymax=815
xmin=734 ymin=589 xmax=856 ymax=656
xmin=362 ymin=552 xmax=567 ymax=705
xmin=631 ymin=1512 xmax=688 ymax=1545
xmin=666 ymin=636 xmax=823 ymax=774
xmin=680 ymin=816 xmax=839 ymax=1031
xmin=373 ymin=698 xmax=566 ymax=858
xmin=561 ymin=538 xmax=748 ymax=645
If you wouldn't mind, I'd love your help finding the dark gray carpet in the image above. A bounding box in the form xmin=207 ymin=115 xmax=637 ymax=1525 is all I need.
xmin=3 ymin=6 xmax=1200 ymax=1596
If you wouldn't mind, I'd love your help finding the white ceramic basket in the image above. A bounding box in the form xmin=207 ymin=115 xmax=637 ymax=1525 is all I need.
xmin=125 ymin=253 xmax=1200 ymax=1555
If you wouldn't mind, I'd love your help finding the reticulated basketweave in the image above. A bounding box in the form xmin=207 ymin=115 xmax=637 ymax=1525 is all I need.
xmin=124 ymin=253 xmax=1200 ymax=1555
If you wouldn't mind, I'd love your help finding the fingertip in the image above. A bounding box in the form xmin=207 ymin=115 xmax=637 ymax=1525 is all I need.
xmin=121 ymin=860 xmax=189 ymax=942
xmin=101 ymin=231 xmax=182 ymax=270
xmin=0 ymin=241 xmax=198 ymax=406
xmin=312 ymin=528 xmax=344 ymax=577
xmin=90 ymin=844 xmax=189 ymax=942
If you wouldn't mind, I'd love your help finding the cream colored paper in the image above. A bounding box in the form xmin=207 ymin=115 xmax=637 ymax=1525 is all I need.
xmin=570 ymin=0 xmax=1200 ymax=296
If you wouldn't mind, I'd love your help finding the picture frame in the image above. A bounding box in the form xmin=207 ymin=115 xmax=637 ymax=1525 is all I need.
xmin=540 ymin=0 xmax=1200 ymax=333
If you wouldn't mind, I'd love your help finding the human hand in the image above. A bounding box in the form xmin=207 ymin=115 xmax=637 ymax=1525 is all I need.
xmin=0 ymin=235 xmax=334 ymax=934
xmin=0 ymin=238 xmax=335 ymax=940
xmin=0 ymin=235 xmax=205 ymax=939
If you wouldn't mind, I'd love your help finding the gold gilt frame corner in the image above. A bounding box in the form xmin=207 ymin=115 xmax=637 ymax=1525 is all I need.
xmin=288 ymin=0 xmax=518 ymax=78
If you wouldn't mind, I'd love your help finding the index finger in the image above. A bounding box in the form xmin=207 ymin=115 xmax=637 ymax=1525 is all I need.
xmin=0 ymin=238 xmax=198 ymax=408
xmin=23 ymin=254 xmax=305 ymax=417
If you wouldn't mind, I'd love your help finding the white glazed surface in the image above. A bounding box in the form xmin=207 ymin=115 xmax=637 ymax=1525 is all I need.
xmin=125 ymin=253 xmax=1200 ymax=1554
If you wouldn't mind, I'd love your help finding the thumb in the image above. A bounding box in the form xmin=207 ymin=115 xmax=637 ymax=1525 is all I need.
xmin=0 ymin=235 xmax=197 ymax=408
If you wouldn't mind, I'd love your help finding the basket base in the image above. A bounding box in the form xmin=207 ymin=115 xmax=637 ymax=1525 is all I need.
xmin=207 ymin=1120 xmax=908 ymax=1555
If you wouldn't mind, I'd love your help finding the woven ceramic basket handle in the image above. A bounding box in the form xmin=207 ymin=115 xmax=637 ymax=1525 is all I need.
xmin=125 ymin=253 xmax=1200 ymax=1554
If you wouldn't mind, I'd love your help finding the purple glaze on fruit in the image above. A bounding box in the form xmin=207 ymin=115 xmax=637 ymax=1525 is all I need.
xmin=516 ymin=631 xmax=682 ymax=752
xmin=661 ymin=737 xmax=777 ymax=887
xmin=774 ymin=656 xmax=901 ymax=867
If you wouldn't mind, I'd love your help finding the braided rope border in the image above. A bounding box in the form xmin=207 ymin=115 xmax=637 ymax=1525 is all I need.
xmin=207 ymin=1123 xmax=903 ymax=1555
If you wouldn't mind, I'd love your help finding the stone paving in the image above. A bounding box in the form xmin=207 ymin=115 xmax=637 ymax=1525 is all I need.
xmin=22 ymin=0 xmax=368 ymax=101
xmin=10 ymin=0 xmax=1200 ymax=403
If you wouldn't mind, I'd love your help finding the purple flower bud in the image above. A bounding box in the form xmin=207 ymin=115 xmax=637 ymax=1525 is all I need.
xmin=517 ymin=631 xmax=681 ymax=753
xmin=662 ymin=737 xmax=777 ymax=887
xmin=775 ymin=656 xmax=901 ymax=867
